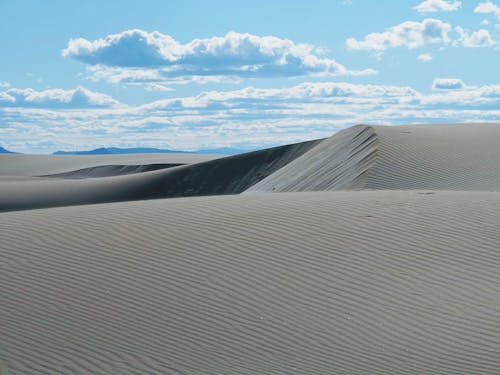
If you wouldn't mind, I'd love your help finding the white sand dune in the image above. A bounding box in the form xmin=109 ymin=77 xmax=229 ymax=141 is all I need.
xmin=0 ymin=153 xmax=220 ymax=177
xmin=1 ymin=123 xmax=500 ymax=373
xmin=247 ymin=123 xmax=500 ymax=192
xmin=1 ymin=191 xmax=500 ymax=374
xmin=0 ymin=139 xmax=319 ymax=212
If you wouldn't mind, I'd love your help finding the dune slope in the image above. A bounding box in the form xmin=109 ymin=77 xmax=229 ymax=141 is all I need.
xmin=41 ymin=163 xmax=182 ymax=179
xmin=0 ymin=139 xmax=320 ymax=212
xmin=1 ymin=191 xmax=500 ymax=374
xmin=0 ymin=153 xmax=219 ymax=177
xmin=246 ymin=123 xmax=500 ymax=193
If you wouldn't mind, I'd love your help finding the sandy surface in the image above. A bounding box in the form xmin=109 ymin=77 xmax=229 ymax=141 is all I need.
xmin=0 ymin=153 xmax=220 ymax=176
xmin=1 ymin=123 xmax=500 ymax=373
xmin=0 ymin=139 xmax=319 ymax=212
xmin=1 ymin=191 xmax=500 ymax=374
xmin=247 ymin=123 xmax=500 ymax=192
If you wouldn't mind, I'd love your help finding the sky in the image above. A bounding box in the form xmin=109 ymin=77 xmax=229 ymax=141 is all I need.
xmin=0 ymin=0 xmax=499 ymax=153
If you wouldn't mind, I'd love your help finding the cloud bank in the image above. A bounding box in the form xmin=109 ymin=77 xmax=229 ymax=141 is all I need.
xmin=63 ymin=30 xmax=376 ymax=84
xmin=0 ymin=87 xmax=120 ymax=108
xmin=1 ymin=81 xmax=499 ymax=153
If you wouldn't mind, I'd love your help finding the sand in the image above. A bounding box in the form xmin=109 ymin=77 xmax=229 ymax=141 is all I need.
xmin=1 ymin=191 xmax=500 ymax=374
xmin=1 ymin=123 xmax=500 ymax=373
xmin=0 ymin=153 xmax=220 ymax=176
xmin=0 ymin=139 xmax=319 ymax=212
xmin=247 ymin=123 xmax=500 ymax=192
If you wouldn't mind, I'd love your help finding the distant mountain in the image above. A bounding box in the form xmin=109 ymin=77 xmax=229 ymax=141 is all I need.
xmin=53 ymin=146 xmax=253 ymax=155
xmin=53 ymin=147 xmax=188 ymax=155
xmin=0 ymin=146 xmax=15 ymax=154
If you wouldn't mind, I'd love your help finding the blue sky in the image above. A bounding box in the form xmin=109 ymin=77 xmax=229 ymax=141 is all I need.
xmin=0 ymin=0 xmax=499 ymax=153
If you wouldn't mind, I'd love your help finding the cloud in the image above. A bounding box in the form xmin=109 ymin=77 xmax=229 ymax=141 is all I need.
xmin=414 ymin=0 xmax=462 ymax=13
xmin=144 ymin=83 xmax=175 ymax=92
xmin=0 ymin=86 xmax=120 ymax=108
xmin=455 ymin=27 xmax=496 ymax=47
xmin=418 ymin=53 xmax=433 ymax=62
xmin=432 ymin=78 xmax=466 ymax=90
xmin=346 ymin=19 xmax=451 ymax=51
xmin=63 ymin=30 xmax=376 ymax=84
xmin=2 ymin=81 xmax=499 ymax=153
xmin=474 ymin=1 xmax=500 ymax=20
xmin=0 ymin=81 xmax=10 ymax=89
xmin=0 ymin=92 xmax=15 ymax=104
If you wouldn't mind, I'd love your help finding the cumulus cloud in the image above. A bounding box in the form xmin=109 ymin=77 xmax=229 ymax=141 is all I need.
xmin=414 ymin=0 xmax=462 ymax=13
xmin=346 ymin=19 xmax=451 ymax=51
xmin=475 ymin=1 xmax=500 ymax=21
xmin=455 ymin=27 xmax=496 ymax=47
xmin=418 ymin=53 xmax=433 ymax=62
xmin=432 ymin=78 xmax=466 ymax=90
xmin=0 ymin=91 xmax=15 ymax=104
xmin=63 ymin=30 xmax=376 ymax=84
xmin=0 ymin=86 xmax=120 ymax=108
xmin=2 ymin=81 xmax=500 ymax=153
xmin=0 ymin=81 xmax=10 ymax=89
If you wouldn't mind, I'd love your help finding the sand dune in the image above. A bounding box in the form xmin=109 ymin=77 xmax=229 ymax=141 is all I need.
xmin=0 ymin=139 xmax=319 ymax=212
xmin=2 ymin=123 xmax=499 ymax=212
xmin=0 ymin=153 xmax=220 ymax=177
xmin=1 ymin=123 xmax=500 ymax=373
xmin=1 ymin=191 xmax=500 ymax=374
xmin=247 ymin=123 xmax=500 ymax=192
xmin=41 ymin=163 xmax=182 ymax=179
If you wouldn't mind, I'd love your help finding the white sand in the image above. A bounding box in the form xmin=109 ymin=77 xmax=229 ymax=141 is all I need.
xmin=1 ymin=123 xmax=500 ymax=373
xmin=247 ymin=123 xmax=500 ymax=192
xmin=1 ymin=191 xmax=500 ymax=373
xmin=0 ymin=139 xmax=319 ymax=212
xmin=0 ymin=153 xmax=220 ymax=176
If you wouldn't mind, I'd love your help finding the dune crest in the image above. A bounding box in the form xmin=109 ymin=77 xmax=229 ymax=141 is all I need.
xmin=247 ymin=123 xmax=500 ymax=192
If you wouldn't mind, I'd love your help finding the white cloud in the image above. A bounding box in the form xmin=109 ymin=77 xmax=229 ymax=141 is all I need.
xmin=346 ymin=19 xmax=452 ymax=51
xmin=63 ymin=30 xmax=376 ymax=84
xmin=0 ymin=81 xmax=10 ymax=89
xmin=475 ymin=1 xmax=500 ymax=20
xmin=480 ymin=19 xmax=490 ymax=26
xmin=0 ymin=86 xmax=120 ymax=108
xmin=414 ymin=0 xmax=462 ymax=13
xmin=2 ymin=81 xmax=500 ymax=153
xmin=0 ymin=92 xmax=15 ymax=104
xmin=455 ymin=27 xmax=496 ymax=47
xmin=432 ymin=78 xmax=466 ymax=90
xmin=144 ymin=83 xmax=175 ymax=92
xmin=418 ymin=53 xmax=433 ymax=62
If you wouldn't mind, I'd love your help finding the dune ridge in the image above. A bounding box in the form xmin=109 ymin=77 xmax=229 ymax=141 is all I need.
xmin=41 ymin=163 xmax=182 ymax=179
xmin=0 ymin=139 xmax=320 ymax=212
xmin=1 ymin=191 xmax=500 ymax=373
xmin=0 ymin=153 xmax=220 ymax=177
xmin=247 ymin=123 xmax=500 ymax=193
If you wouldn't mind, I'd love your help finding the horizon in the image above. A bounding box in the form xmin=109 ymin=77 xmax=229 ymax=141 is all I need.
xmin=1 ymin=0 xmax=499 ymax=153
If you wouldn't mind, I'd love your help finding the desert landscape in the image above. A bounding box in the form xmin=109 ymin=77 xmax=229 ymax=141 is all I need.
xmin=1 ymin=123 xmax=500 ymax=373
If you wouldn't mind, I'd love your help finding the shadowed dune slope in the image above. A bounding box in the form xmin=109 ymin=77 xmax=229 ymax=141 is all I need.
xmin=1 ymin=191 xmax=500 ymax=374
xmin=41 ymin=163 xmax=182 ymax=179
xmin=0 ymin=153 xmax=220 ymax=177
xmin=0 ymin=139 xmax=320 ymax=212
xmin=246 ymin=123 xmax=500 ymax=193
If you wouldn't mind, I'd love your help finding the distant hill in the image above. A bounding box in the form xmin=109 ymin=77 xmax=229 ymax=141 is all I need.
xmin=53 ymin=146 xmax=252 ymax=155
xmin=0 ymin=146 xmax=15 ymax=154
